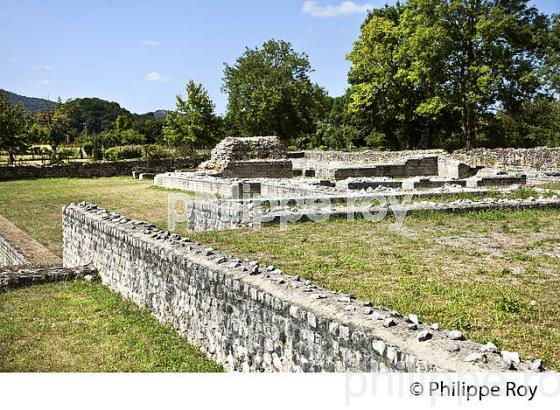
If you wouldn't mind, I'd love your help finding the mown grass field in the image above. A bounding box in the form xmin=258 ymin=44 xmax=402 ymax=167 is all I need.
xmin=0 ymin=280 xmax=222 ymax=372
xmin=1 ymin=177 xmax=559 ymax=369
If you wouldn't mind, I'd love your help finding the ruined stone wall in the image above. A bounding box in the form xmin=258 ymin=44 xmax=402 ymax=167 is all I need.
xmin=0 ymin=234 xmax=28 ymax=267
xmin=0 ymin=158 xmax=201 ymax=181
xmin=0 ymin=265 xmax=95 ymax=292
xmin=200 ymin=136 xmax=287 ymax=172
xmin=330 ymin=157 xmax=439 ymax=180
xmin=155 ymin=173 xmax=261 ymax=198
xmin=451 ymin=147 xmax=560 ymax=172
xmin=220 ymin=160 xmax=293 ymax=179
xmin=298 ymin=149 xmax=445 ymax=163
xmin=62 ymin=203 xmax=516 ymax=372
xmin=293 ymin=156 xmax=439 ymax=180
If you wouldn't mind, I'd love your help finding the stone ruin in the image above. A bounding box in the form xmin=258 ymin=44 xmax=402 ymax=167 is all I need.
xmin=198 ymin=136 xmax=293 ymax=178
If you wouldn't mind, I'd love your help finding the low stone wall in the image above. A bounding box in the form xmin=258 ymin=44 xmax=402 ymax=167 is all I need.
xmin=63 ymin=203 xmax=526 ymax=372
xmin=330 ymin=157 xmax=439 ymax=180
xmin=293 ymin=156 xmax=439 ymax=180
xmin=0 ymin=158 xmax=201 ymax=181
xmin=154 ymin=173 xmax=261 ymax=198
xmin=0 ymin=234 xmax=28 ymax=267
xmin=220 ymin=160 xmax=293 ymax=179
xmin=0 ymin=215 xmax=62 ymax=267
xmin=179 ymin=188 xmax=558 ymax=232
xmin=452 ymin=147 xmax=560 ymax=172
xmin=0 ymin=265 xmax=96 ymax=292
xmin=299 ymin=149 xmax=445 ymax=163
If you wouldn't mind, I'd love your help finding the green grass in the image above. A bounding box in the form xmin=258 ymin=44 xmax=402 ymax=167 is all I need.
xmin=1 ymin=177 xmax=560 ymax=369
xmin=0 ymin=177 xmax=179 ymax=256
xmin=0 ymin=280 xmax=222 ymax=372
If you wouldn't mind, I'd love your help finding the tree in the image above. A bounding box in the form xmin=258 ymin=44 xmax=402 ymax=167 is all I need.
xmin=163 ymin=80 xmax=223 ymax=149
xmin=0 ymin=93 xmax=29 ymax=164
xmin=223 ymin=39 xmax=326 ymax=143
xmin=497 ymin=98 xmax=560 ymax=147
xmin=32 ymin=99 xmax=70 ymax=162
xmin=114 ymin=114 xmax=132 ymax=131
xmin=348 ymin=0 xmax=559 ymax=149
xmin=133 ymin=117 xmax=165 ymax=144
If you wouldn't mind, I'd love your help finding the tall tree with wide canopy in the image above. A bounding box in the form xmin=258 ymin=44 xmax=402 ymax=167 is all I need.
xmin=348 ymin=0 xmax=559 ymax=149
xmin=223 ymin=39 xmax=326 ymax=143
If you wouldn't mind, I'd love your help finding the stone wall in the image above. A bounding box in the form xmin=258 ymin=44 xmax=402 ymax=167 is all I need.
xmin=155 ymin=173 xmax=262 ymax=198
xmin=330 ymin=157 xmax=439 ymax=180
xmin=452 ymin=147 xmax=560 ymax=172
xmin=438 ymin=157 xmax=481 ymax=179
xmin=182 ymin=194 xmax=560 ymax=232
xmin=200 ymin=136 xmax=287 ymax=172
xmin=0 ymin=158 xmax=201 ymax=181
xmin=220 ymin=160 xmax=293 ymax=179
xmin=298 ymin=149 xmax=445 ymax=163
xmin=0 ymin=234 xmax=28 ymax=267
xmin=293 ymin=156 xmax=439 ymax=180
xmin=0 ymin=265 xmax=96 ymax=292
xmin=63 ymin=203 xmax=524 ymax=372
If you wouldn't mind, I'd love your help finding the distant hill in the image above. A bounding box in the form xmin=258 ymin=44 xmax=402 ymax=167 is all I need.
xmin=1 ymin=89 xmax=167 ymax=118
xmin=0 ymin=89 xmax=56 ymax=112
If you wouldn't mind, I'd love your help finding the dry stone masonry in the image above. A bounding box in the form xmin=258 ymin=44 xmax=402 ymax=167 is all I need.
xmin=0 ymin=234 xmax=29 ymax=267
xmin=0 ymin=265 xmax=96 ymax=292
xmin=198 ymin=136 xmax=293 ymax=178
xmin=0 ymin=157 xmax=201 ymax=181
xmin=62 ymin=202 xmax=542 ymax=372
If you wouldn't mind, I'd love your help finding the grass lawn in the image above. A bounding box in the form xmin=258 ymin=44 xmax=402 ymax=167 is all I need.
xmin=0 ymin=280 xmax=222 ymax=372
xmin=1 ymin=177 xmax=560 ymax=369
xmin=0 ymin=177 xmax=174 ymax=256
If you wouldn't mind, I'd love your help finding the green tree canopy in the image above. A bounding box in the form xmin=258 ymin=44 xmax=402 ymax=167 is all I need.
xmin=163 ymin=80 xmax=223 ymax=149
xmin=0 ymin=92 xmax=29 ymax=164
xmin=31 ymin=99 xmax=71 ymax=161
xmin=223 ymin=39 xmax=327 ymax=143
xmin=348 ymin=0 xmax=559 ymax=149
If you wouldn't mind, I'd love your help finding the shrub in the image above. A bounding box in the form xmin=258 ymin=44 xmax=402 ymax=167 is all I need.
xmin=57 ymin=148 xmax=78 ymax=161
xmin=103 ymin=145 xmax=144 ymax=161
xmin=100 ymin=129 xmax=146 ymax=147
xmin=82 ymin=140 xmax=94 ymax=156
xmin=144 ymin=144 xmax=174 ymax=165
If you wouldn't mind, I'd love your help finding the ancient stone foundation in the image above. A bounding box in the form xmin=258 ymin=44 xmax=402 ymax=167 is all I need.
xmin=0 ymin=265 xmax=96 ymax=292
xmin=0 ymin=234 xmax=28 ymax=267
xmin=63 ymin=203 xmax=537 ymax=372
xmin=452 ymin=147 xmax=560 ymax=172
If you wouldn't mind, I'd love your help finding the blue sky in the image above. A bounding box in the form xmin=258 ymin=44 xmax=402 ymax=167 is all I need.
xmin=1 ymin=0 xmax=558 ymax=114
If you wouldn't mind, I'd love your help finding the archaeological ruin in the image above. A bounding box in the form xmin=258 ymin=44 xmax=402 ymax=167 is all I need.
xmin=3 ymin=136 xmax=560 ymax=372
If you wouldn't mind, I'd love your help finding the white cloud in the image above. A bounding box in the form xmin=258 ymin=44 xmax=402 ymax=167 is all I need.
xmin=38 ymin=80 xmax=51 ymax=86
xmin=140 ymin=40 xmax=160 ymax=46
xmin=144 ymin=71 xmax=173 ymax=82
xmin=33 ymin=64 xmax=53 ymax=71
xmin=302 ymin=1 xmax=373 ymax=17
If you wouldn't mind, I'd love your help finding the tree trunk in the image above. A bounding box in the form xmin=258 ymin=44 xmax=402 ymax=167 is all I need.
xmin=461 ymin=105 xmax=474 ymax=149
xmin=8 ymin=150 xmax=15 ymax=165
